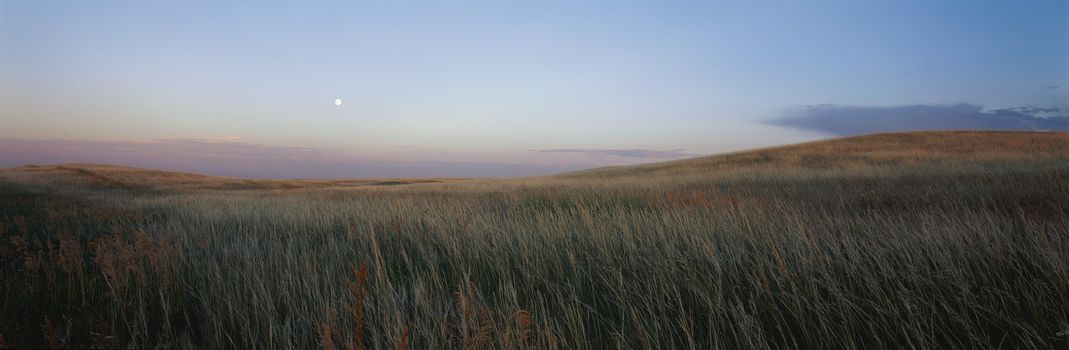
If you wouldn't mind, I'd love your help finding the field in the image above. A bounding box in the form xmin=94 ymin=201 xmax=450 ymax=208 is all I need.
xmin=2 ymin=131 xmax=1068 ymax=349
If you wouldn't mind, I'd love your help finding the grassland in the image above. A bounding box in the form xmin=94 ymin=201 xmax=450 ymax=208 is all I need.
xmin=1 ymin=131 xmax=1068 ymax=349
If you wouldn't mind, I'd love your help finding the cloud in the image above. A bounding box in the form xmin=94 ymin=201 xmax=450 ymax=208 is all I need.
xmin=767 ymin=104 xmax=1069 ymax=135
xmin=533 ymin=148 xmax=695 ymax=159
xmin=1042 ymin=85 xmax=1061 ymax=89
xmin=1004 ymin=106 xmax=1069 ymax=118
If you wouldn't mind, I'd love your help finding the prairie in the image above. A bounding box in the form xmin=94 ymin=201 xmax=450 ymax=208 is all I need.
xmin=1 ymin=131 xmax=1068 ymax=349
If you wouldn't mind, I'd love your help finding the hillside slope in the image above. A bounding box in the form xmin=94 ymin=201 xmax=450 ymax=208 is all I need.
xmin=2 ymin=131 xmax=1068 ymax=348
xmin=561 ymin=131 xmax=1069 ymax=178
xmin=0 ymin=164 xmax=267 ymax=191
xmin=0 ymin=163 xmax=469 ymax=191
xmin=2 ymin=131 xmax=1067 ymax=187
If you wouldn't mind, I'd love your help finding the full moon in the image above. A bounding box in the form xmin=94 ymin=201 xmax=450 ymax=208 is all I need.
xmin=334 ymin=98 xmax=342 ymax=106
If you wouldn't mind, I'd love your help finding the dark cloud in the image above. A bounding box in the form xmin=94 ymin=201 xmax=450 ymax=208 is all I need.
xmin=768 ymin=104 xmax=1069 ymax=135
xmin=1042 ymin=85 xmax=1061 ymax=89
xmin=0 ymin=138 xmax=587 ymax=178
xmin=533 ymin=148 xmax=695 ymax=159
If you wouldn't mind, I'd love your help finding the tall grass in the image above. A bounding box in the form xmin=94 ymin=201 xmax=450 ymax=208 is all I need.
xmin=1 ymin=132 xmax=1068 ymax=348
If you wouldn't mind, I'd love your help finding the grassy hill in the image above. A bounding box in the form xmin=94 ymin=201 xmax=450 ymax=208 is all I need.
xmin=562 ymin=130 xmax=1069 ymax=178
xmin=5 ymin=131 xmax=1066 ymax=187
xmin=0 ymin=163 xmax=474 ymax=192
xmin=1 ymin=131 xmax=1068 ymax=349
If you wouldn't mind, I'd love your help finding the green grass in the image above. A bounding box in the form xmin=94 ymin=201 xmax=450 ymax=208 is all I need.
xmin=1 ymin=131 xmax=1068 ymax=349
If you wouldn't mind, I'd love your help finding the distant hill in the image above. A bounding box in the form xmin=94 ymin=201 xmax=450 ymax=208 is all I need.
xmin=560 ymin=131 xmax=1069 ymax=178
xmin=3 ymin=131 xmax=1067 ymax=188
xmin=0 ymin=163 xmax=261 ymax=191
xmin=0 ymin=163 xmax=464 ymax=191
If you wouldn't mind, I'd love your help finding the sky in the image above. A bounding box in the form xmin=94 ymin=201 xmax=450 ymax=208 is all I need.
xmin=1 ymin=0 xmax=1067 ymax=178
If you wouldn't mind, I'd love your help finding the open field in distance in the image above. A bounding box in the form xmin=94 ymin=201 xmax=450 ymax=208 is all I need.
xmin=1 ymin=131 xmax=1068 ymax=349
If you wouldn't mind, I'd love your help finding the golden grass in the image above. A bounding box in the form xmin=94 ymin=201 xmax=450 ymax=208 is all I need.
xmin=0 ymin=131 xmax=1068 ymax=348
xmin=563 ymin=131 xmax=1069 ymax=178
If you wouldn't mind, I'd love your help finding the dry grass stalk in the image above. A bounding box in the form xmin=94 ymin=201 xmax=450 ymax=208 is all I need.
xmin=89 ymin=320 xmax=116 ymax=349
xmin=348 ymin=261 xmax=369 ymax=350
xmin=321 ymin=309 xmax=339 ymax=350
xmin=41 ymin=318 xmax=59 ymax=349
xmin=514 ymin=310 xmax=532 ymax=343
xmin=396 ymin=326 xmax=409 ymax=350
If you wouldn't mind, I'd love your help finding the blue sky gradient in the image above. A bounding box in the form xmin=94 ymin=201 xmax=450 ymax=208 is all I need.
xmin=2 ymin=0 xmax=1067 ymax=177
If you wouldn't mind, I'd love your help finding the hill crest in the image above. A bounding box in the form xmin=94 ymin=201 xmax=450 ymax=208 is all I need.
xmin=3 ymin=131 xmax=1066 ymax=185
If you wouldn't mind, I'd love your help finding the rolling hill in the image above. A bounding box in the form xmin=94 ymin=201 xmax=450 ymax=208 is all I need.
xmin=561 ymin=130 xmax=1069 ymax=178
xmin=2 ymin=130 xmax=1068 ymax=348
xmin=4 ymin=131 xmax=1067 ymax=186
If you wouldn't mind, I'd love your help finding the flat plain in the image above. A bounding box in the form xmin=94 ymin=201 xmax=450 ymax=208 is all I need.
xmin=2 ymin=131 xmax=1068 ymax=349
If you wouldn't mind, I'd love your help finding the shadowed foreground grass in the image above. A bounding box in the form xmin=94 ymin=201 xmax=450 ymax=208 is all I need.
xmin=1 ymin=131 xmax=1068 ymax=349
